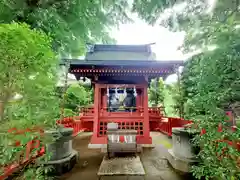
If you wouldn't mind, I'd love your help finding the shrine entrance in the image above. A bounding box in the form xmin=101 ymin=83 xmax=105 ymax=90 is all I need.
xmin=107 ymin=87 xmax=136 ymax=112
xmin=92 ymin=83 xmax=150 ymax=145
xmin=63 ymin=44 xmax=184 ymax=146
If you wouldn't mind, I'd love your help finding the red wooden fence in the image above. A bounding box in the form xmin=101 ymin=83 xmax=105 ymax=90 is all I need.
xmin=56 ymin=117 xmax=86 ymax=136
xmin=0 ymin=128 xmax=45 ymax=180
xmin=0 ymin=117 xmax=86 ymax=180
xmin=154 ymin=117 xmax=192 ymax=136
xmin=1 ymin=111 xmax=238 ymax=179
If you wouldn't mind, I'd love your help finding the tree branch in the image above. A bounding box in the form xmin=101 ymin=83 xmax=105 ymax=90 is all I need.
xmin=26 ymin=0 xmax=67 ymax=9
xmin=222 ymin=0 xmax=239 ymax=22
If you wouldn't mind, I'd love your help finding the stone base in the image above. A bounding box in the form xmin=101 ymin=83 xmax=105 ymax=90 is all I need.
xmin=141 ymin=144 xmax=155 ymax=148
xmin=89 ymin=143 xmax=107 ymax=149
xmin=98 ymin=155 xmax=145 ymax=176
xmin=166 ymin=149 xmax=197 ymax=173
xmin=100 ymin=144 xmax=143 ymax=153
xmin=37 ymin=150 xmax=79 ymax=175
xmin=89 ymin=143 xmax=145 ymax=153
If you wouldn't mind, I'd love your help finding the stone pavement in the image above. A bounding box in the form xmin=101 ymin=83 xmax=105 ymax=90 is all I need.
xmin=60 ymin=132 xmax=186 ymax=180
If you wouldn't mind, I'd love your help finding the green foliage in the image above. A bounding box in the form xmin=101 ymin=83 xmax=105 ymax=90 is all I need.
xmin=132 ymin=0 xmax=206 ymax=30
xmin=0 ymin=23 xmax=59 ymax=125
xmin=133 ymin=0 xmax=240 ymax=178
xmin=63 ymin=108 xmax=76 ymax=117
xmin=181 ymin=0 xmax=240 ymax=52
xmin=0 ymin=23 xmax=59 ymax=179
xmin=180 ymin=3 xmax=240 ymax=178
xmin=148 ymin=77 xmax=165 ymax=106
xmin=148 ymin=77 xmax=184 ymax=117
xmin=0 ymin=0 xmax=133 ymax=55
xmin=164 ymin=83 xmax=184 ymax=117
xmin=65 ymin=83 xmax=93 ymax=113
xmin=132 ymin=0 xmax=173 ymax=25
xmin=162 ymin=85 xmax=176 ymax=117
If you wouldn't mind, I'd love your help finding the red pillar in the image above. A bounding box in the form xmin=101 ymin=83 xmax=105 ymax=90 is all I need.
xmin=137 ymin=83 xmax=152 ymax=144
xmin=90 ymin=83 xmax=100 ymax=144
xmin=102 ymin=89 xmax=107 ymax=113
xmin=136 ymin=89 xmax=140 ymax=109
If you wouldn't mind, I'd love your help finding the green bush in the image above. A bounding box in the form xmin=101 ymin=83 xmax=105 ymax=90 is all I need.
xmin=182 ymin=48 xmax=240 ymax=179
xmin=65 ymin=83 xmax=93 ymax=112
xmin=0 ymin=22 xmax=58 ymax=179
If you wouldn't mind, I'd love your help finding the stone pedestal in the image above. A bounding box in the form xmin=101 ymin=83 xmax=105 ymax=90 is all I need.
xmin=38 ymin=128 xmax=78 ymax=175
xmin=39 ymin=150 xmax=79 ymax=176
xmin=45 ymin=128 xmax=73 ymax=161
xmin=167 ymin=127 xmax=199 ymax=173
xmin=172 ymin=127 xmax=198 ymax=160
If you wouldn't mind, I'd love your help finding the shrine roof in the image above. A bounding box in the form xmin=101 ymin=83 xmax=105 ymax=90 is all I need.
xmin=60 ymin=44 xmax=184 ymax=81
xmin=87 ymin=44 xmax=152 ymax=53
xmin=60 ymin=59 xmax=184 ymax=68
xmin=60 ymin=59 xmax=184 ymax=81
xmin=84 ymin=44 xmax=156 ymax=61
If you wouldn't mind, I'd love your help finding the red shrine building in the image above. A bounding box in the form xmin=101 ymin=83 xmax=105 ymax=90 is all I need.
xmin=63 ymin=44 xmax=183 ymax=147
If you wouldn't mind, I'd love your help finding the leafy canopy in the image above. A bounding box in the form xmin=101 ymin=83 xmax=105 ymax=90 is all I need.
xmin=180 ymin=1 xmax=240 ymax=179
xmin=0 ymin=22 xmax=59 ymax=126
xmin=148 ymin=77 xmax=165 ymax=106
xmin=0 ymin=0 xmax=133 ymax=55
xmin=64 ymin=83 xmax=93 ymax=115
xmin=133 ymin=0 xmax=240 ymax=179
xmin=0 ymin=22 xmax=60 ymax=179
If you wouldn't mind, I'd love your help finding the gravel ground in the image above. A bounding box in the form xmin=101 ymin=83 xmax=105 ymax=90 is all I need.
xmin=60 ymin=132 xmax=194 ymax=180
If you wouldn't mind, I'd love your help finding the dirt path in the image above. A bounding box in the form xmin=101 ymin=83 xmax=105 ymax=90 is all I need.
xmin=60 ymin=133 xmax=103 ymax=180
xmin=60 ymin=132 xmax=193 ymax=180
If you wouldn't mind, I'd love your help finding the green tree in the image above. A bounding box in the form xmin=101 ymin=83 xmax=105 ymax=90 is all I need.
xmin=0 ymin=0 xmax=132 ymax=55
xmin=0 ymin=22 xmax=59 ymax=179
xmin=0 ymin=23 xmax=59 ymax=124
xmin=164 ymin=82 xmax=184 ymax=118
xmin=64 ymin=83 xmax=93 ymax=114
xmin=133 ymin=0 xmax=240 ymax=52
xmin=133 ymin=0 xmax=240 ymax=179
xmin=182 ymin=48 xmax=240 ymax=179
xmin=179 ymin=1 xmax=240 ymax=178
xmin=148 ymin=77 xmax=165 ymax=106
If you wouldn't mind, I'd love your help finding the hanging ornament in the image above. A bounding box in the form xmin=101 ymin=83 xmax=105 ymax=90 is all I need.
xmin=107 ymin=87 xmax=109 ymax=97
xmin=86 ymin=43 xmax=94 ymax=53
xmin=115 ymin=87 xmax=119 ymax=99
xmin=124 ymin=87 xmax=127 ymax=97
xmin=133 ymin=86 xmax=137 ymax=97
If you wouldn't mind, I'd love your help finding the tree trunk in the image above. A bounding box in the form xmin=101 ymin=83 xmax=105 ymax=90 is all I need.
xmin=0 ymin=101 xmax=3 ymax=121
xmin=0 ymin=90 xmax=13 ymax=121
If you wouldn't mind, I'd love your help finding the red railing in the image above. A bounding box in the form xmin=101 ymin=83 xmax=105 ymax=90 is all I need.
xmin=1 ymin=118 xmax=86 ymax=179
xmin=3 ymin=109 xmax=237 ymax=178
xmin=154 ymin=115 xmax=240 ymax=166
xmin=78 ymin=106 xmax=164 ymax=122
xmin=148 ymin=107 xmax=164 ymax=116
xmin=79 ymin=107 xmax=94 ymax=117
xmin=0 ymin=128 xmax=45 ymax=180
xmin=56 ymin=117 xmax=86 ymax=136
xmin=154 ymin=117 xmax=192 ymax=136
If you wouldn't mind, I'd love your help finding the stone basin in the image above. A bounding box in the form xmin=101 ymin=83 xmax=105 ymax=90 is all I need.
xmin=45 ymin=127 xmax=73 ymax=161
xmin=172 ymin=127 xmax=199 ymax=160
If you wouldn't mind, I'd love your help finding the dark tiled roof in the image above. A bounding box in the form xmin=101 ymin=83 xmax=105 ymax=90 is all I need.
xmin=87 ymin=44 xmax=152 ymax=53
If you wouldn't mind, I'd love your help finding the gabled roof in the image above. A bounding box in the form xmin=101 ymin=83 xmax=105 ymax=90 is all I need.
xmin=59 ymin=44 xmax=184 ymax=79
xmin=86 ymin=44 xmax=153 ymax=53
xmin=85 ymin=44 xmax=156 ymax=61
